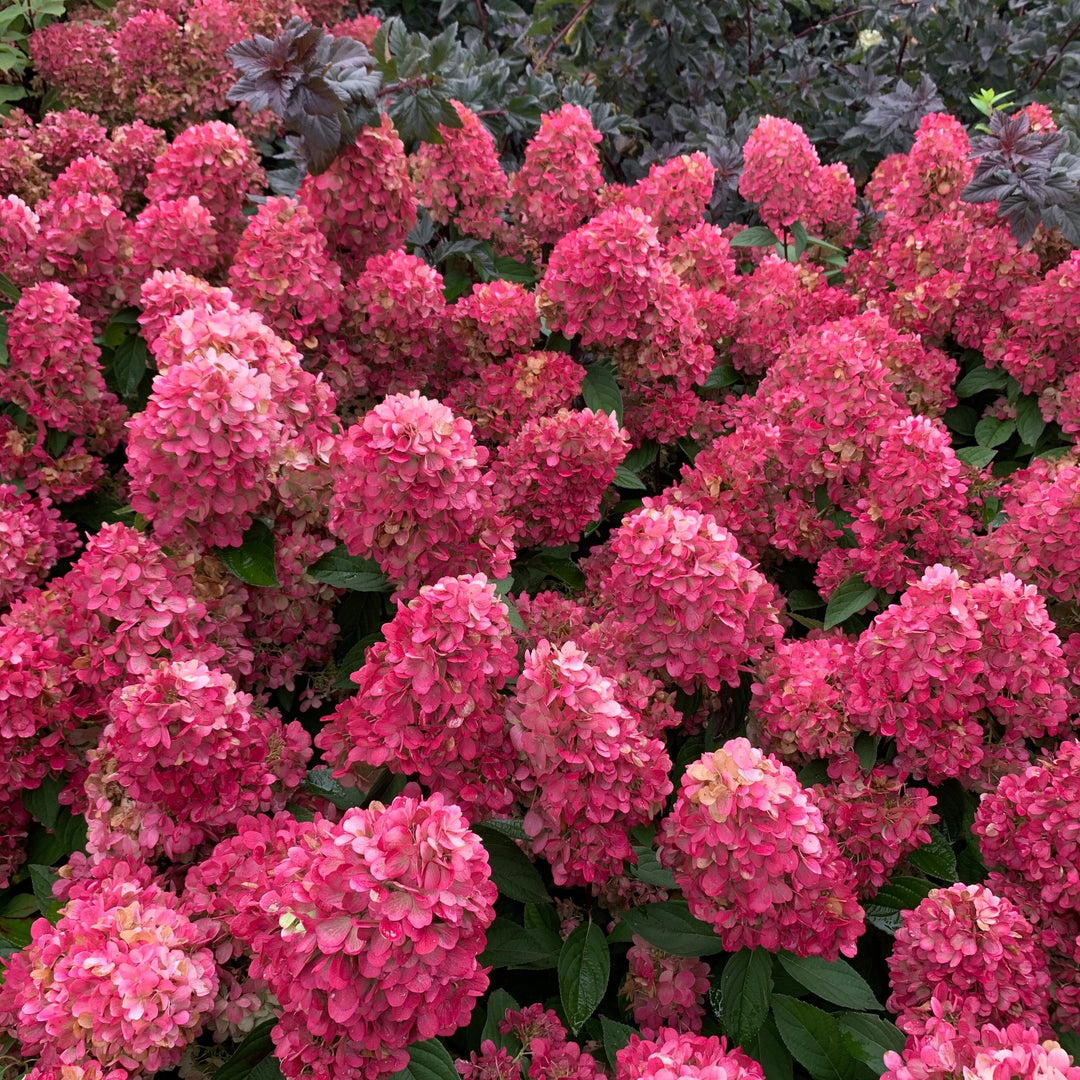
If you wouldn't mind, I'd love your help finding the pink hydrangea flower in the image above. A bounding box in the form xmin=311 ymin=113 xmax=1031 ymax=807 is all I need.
xmin=592 ymin=504 xmax=784 ymax=693
xmin=492 ymin=407 xmax=630 ymax=548
xmin=0 ymin=485 xmax=79 ymax=608
xmin=887 ymin=883 xmax=1051 ymax=1035
xmin=738 ymin=115 xmax=821 ymax=232
xmin=0 ymin=860 xmax=219 ymax=1077
xmin=411 ymin=100 xmax=509 ymax=238
xmin=448 ymin=280 xmax=540 ymax=370
xmin=615 ymin=1028 xmax=766 ymax=1080
xmin=131 ymin=196 xmax=221 ymax=278
xmin=658 ymin=739 xmax=865 ymax=959
xmin=328 ymin=392 xmax=514 ymax=594
xmin=227 ymin=195 xmax=343 ymax=346
xmin=318 ymin=573 xmax=519 ymax=818
xmin=444 ymin=349 xmax=586 ymax=444
xmin=510 ymin=638 xmax=673 ymax=887
xmin=509 ymin=104 xmax=603 ymax=247
xmin=2 ymin=282 xmax=125 ymax=447
xmin=298 ymin=113 xmax=416 ymax=271
xmin=622 ymin=936 xmax=711 ymax=1037
xmin=814 ymin=760 xmax=937 ymax=898
xmin=83 ymin=658 xmax=311 ymax=860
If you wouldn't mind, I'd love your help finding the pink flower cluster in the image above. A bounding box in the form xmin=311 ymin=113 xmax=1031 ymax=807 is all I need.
xmin=850 ymin=564 xmax=1072 ymax=786
xmin=83 ymin=658 xmax=310 ymax=860
xmin=884 ymin=1018 xmax=1080 ymax=1080
xmin=492 ymin=408 xmax=630 ymax=548
xmin=318 ymin=574 xmax=519 ymax=818
xmin=457 ymin=1004 xmax=603 ymax=1080
xmin=328 ymin=392 xmax=514 ymax=594
xmin=888 ymin=883 xmax=1051 ymax=1035
xmin=0 ymin=485 xmax=79 ymax=608
xmin=411 ymin=101 xmax=510 ymax=239
xmin=622 ymin=936 xmax=711 ymax=1037
xmin=658 ymin=740 xmax=865 ymax=959
xmin=615 ymin=1028 xmax=766 ymax=1080
xmin=592 ymin=505 xmax=784 ymax=692
xmin=0 ymin=860 xmax=218 ymax=1077
xmin=509 ymin=104 xmax=603 ymax=248
xmin=510 ymin=638 xmax=673 ymax=886
xmin=738 ymin=116 xmax=857 ymax=240
xmin=190 ymin=793 xmax=496 ymax=1080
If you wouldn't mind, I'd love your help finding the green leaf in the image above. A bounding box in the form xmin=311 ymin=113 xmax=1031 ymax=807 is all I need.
xmin=492 ymin=576 xmax=527 ymax=632
xmin=955 ymin=365 xmax=1007 ymax=397
xmin=717 ymin=948 xmax=774 ymax=1046
xmin=619 ymin=900 xmax=726 ymax=957
xmin=955 ymin=445 xmax=997 ymax=468
xmin=792 ymin=221 xmax=810 ymax=258
xmin=212 ymin=1019 xmax=278 ymax=1080
xmin=23 ymin=775 xmax=63 ymax=829
xmin=730 ymin=225 xmax=781 ymax=248
xmin=0 ymin=313 xmax=8 ymax=366
xmin=27 ymin=864 xmax=60 ymax=921
xmin=25 ymin=808 xmax=87 ymax=865
xmin=974 ymin=416 xmax=1015 ymax=448
xmin=473 ymin=824 xmax=550 ymax=903
xmin=479 ymin=817 xmax=528 ymax=841
xmin=906 ymin=825 xmax=957 ymax=882
xmin=493 ymin=255 xmax=538 ymax=285
xmin=853 ymin=732 xmax=878 ymax=773
xmin=301 ymin=768 xmax=366 ymax=811
xmin=623 ymin=441 xmax=658 ymax=472
xmin=600 ymin=1016 xmax=637 ymax=1067
xmin=703 ymin=361 xmax=739 ymax=389
xmin=333 ymin=635 xmax=379 ymax=691
xmin=836 ymin=1013 xmax=906 ymax=1074
xmin=630 ymin=845 xmax=677 ymax=889
xmin=823 ymin=573 xmax=877 ymax=630
xmin=613 ymin=463 xmax=646 ymax=490
xmin=776 ymin=953 xmax=883 ymax=1011
xmin=217 ymin=520 xmax=280 ymax=588
xmin=582 ymin=361 xmax=623 ymax=423
xmin=558 ymin=921 xmax=610 ymax=1035
xmin=0 ymin=271 xmax=21 ymax=303
xmin=481 ymin=917 xmax=561 ymax=969
xmin=308 ymin=544 xmax=390 ymax=591
xmin=112 ymin=332 xmax=148 ymax=398
xmin=482 ymin=988 xmax=522 ymax=1051
xmin=527 ymin=552 xmax=585 ymax=590
xmin=771 ymin=995 xmax=857 ymax=1080
xmin=756 ymin=1016 xmax=795 ymax=1080
xmin=389 ymin=1039 xmax=460 ymax=1080
xmin=864 ymin=876 xmax=937 ymax=934
xmin=1015 ymin=394 xmax=1046 ymax=447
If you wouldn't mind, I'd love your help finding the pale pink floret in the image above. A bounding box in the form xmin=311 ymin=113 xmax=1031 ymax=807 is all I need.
xmin=658 ymin=739 xmax=865 ymax=959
